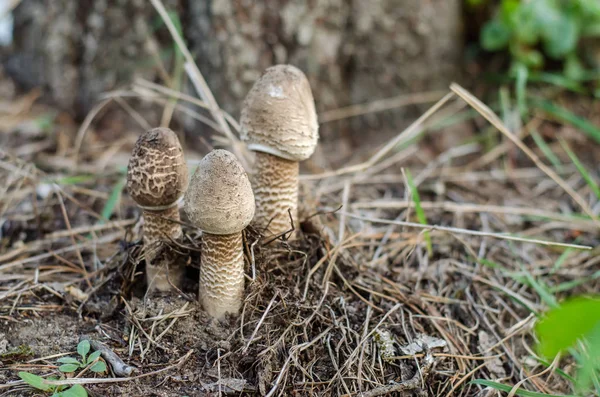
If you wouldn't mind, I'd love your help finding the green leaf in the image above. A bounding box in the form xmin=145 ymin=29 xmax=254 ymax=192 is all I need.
xmin=59 ymin=363 xmax=79 ymax=373
xmin=62 ymin=385 xmax=88 ymax=397
xmin=535 ymin=296 xmax=600 ymax=358
xmin=86 ymin=350 xmax=101 ymax=364
xmin=564 ymin=54 xmax=586 ymax=81
xmin=471 ymin=379 xmax=575 ymax=397
xmin=77 ymin=340 xmax=90 ymax=361
xmin=542 ymin=14 xmax=580 ymax=59
xmin=57 ymin=357 xmax=80 ymax=365
xmin=90 ymin=361 xmax=107 ymax=373
xmin=501 ymin=0 xmax=521 ymax=22
xmin=481 ymin=20 xmax=511 ymax=51
xmin=18 ymin=372 xmax=53 ymax=391
xmin=511 ymin=3 xmax=542 ymax=45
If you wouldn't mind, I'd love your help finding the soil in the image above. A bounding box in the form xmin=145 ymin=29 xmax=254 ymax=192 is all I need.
xmin=1 ymin=77 xmax=599 ymax=396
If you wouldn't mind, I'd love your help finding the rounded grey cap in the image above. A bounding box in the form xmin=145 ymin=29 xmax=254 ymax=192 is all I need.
xmin=184 ymin=150 xmax=255 ymax=235
xmin=240 ymin=65 xmax=319 ymax=162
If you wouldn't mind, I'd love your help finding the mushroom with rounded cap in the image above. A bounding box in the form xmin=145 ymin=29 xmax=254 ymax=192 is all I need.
xmin=127 ymin=127 xmax=188 ymax=292
xmin=240 ymin=64 xmax=319 ymax=238
xmin=184 ymin=149 xmax=255 ymax=319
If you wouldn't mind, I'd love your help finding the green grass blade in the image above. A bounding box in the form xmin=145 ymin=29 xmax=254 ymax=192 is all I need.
xmin=549 ymin=270 xmax=600 ymax=294
xmin=99 ymin=178 xmax=126 ymax=223
xmin=530 ymin=130 xmax=563 ymax=171
xmin=559 ymin=138 xmax=600 ymax=200
xmin=44 ymin=175 xmax=97 ymax=186
xmin=471 ymin=379 xmax=575 ymax=397
xmin=523 ymin=271 xmax=558 ymax=309
xmin=551 ymin=247 xmax=574 ymax=273
xmin=515 ymin=64 xmax=528 ymax=117
xmin=532 ymin=99 xmax=600 ymax=144
xmin=405 ymin=169 xmax=432 ymax=257
xmin=535 ymin=357 xmax=576 ymax=382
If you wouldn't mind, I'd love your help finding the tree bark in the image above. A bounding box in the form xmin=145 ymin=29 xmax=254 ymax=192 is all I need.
xmin=5 ymin=0 xmax=463 ymax=141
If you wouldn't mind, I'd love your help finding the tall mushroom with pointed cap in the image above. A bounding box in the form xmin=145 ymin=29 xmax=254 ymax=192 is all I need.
xmin=127 ymin=128 xmax=188 ymax=292
xmin=184 ymin=149 xmax=255 ymax=319
xmin=240 ymin=64 xmax=319 ymax=238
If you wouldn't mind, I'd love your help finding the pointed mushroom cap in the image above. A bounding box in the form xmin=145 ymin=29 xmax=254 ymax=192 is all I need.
xmin=127 ymin=128 xmax=188 ymax=207
xmin=240 ymin=64 xmax=319 ymax=162
xmin=184 ymin=150 xmax=255 ymax=235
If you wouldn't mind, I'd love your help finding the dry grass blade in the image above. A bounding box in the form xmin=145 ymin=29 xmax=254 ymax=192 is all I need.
xmin=148 ymin=0 xmax=250 ymax=167
xmin=302 ymin=92 xmax=456 ymax=180
xmin=342 ymin=211 xmax=591 ymax=250
xmin=318 ymin=90 xmax=447 ymax=123
xmin=450 ymin=83 xmax=599 ymax=227
xmin=352 ymin=200 xmax=596 ymax=229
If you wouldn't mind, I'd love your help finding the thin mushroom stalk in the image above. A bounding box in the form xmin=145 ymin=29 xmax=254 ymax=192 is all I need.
xmin=252 ymin=152 xmax=299 ymax=235
xmin=139 ymin=204 xmax=184 ymax=289
xmin=184 ymin=149 xmax=255 ymax=319
xmin=199 ymin=232 xmax=245 ymax=316
xmin=127 ymin=127 xmax=188 ymax=293
xmin=240 ymin=64 xmax=319 ymax=239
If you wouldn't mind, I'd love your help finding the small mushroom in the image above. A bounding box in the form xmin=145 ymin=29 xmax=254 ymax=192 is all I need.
xmin=240 ymin=64 xmax=319 ymax=238
xmin=127 ymin=128 xmax=188 ymax=292
xmin=184 ymin=149 xmax=255 ymax=319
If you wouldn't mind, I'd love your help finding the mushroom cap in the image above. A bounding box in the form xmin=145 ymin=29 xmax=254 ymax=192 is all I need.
xmin=184 ymin=149 xmax=255 ymax=235
xmin=240 ymin=64 xmax=319 ymax=162
xmin=127 ymin=128 xmax=189 ymax=207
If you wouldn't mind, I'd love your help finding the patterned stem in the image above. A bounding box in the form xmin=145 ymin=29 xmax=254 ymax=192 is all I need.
xmin=142 ymin=204 xmax=185 ymax=292
xmin=199 ymin=232 xmax=245 ymax=319
xmin=253 ymin=152 xmax=299 ymax=238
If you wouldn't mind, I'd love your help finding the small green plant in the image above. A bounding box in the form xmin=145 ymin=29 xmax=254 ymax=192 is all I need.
xmin=18 ymin=372 xmax=87 ymax=397
xmin=535 ymin=296 xmax=600 ymax=394
xmin=17 ymin=340 xmax=106 ymax=397
xmin=471 ymin=296 xmax=600 ymax=396
xmin=479 ymin=0 xmax=600 ymax=77
xmin=57 ymin=340 xmax=107 ymax=374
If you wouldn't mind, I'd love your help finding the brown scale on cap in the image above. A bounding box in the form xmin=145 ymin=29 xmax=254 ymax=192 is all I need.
xmin=240 ymin=64 xmax=318 ymax=238
xmin=184 ymin=149 xmax=255 ymax=319
xmin=127 ymin=128 xmax=188 ymax=293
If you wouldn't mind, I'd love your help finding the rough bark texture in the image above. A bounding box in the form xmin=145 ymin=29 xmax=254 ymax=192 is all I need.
xmin=5 ymin=0 xmax=463 ymax=140
xmin=6 ymin=0 xmax=180 ymax=114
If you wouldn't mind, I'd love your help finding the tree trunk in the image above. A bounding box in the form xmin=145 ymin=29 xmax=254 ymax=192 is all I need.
xmin=5 ymin=0 xmax=463 ymax=143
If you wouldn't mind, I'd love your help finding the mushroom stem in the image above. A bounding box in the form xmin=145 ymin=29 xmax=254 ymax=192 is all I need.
xmin=199 ymin=232 xmax=245 ymax=319
xmin=253 ymin=151 xmax=299 ymax=237
xmin=142 ymin=204 xmax=185 ymax=291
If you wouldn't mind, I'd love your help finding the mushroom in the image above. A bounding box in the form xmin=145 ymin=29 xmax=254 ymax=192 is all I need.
xmin=127 ymin=127 xmax=188 ymax=292
xmin=240 ymin=64 xmax=319 ymax=238
xmin=184 ymin=149 xmax=255 ymax=319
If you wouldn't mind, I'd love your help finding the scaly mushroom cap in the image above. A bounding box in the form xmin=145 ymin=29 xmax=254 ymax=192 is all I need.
xmin=127 ymin=128 xmax=188 ymax=207
xmin=240 ymin=64 xmax=319 ymax=162
xmin=184 ymin=149 xmax=255 ymax=235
